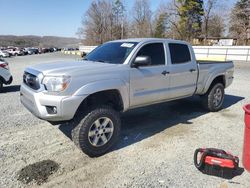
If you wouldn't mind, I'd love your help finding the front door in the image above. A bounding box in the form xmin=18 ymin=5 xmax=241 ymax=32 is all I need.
xmin=129 ymin=43 xmax=170 ymax=107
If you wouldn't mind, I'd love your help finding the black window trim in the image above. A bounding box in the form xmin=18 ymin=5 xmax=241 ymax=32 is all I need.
xmin=168 ymin=42 xmax=192 ymax=65
xmin=130 ymin=42 xmax=167 ymax=68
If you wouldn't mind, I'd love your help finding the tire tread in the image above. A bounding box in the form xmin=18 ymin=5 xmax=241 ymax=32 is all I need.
xmin=71 ymin=105 xmax=121 ymax=157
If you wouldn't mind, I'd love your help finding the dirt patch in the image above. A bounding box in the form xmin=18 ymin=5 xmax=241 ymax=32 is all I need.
xmin=17 ymin=160 xmax=59 ymax=185
xmin=220 ymin=112 xmax=237 ymax=118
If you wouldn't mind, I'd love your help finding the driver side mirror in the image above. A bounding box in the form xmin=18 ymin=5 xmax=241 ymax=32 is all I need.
xmin=132 ymin=56 xmax=151 ymax=68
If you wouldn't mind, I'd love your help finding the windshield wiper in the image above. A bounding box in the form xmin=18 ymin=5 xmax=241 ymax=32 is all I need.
xmin=82 ymin=58 xmax=110 ymax=63
xmin=96 ymin=60 xmax=105 ymax=62
xmin=95 ymin=60 xmax=110 ymax=63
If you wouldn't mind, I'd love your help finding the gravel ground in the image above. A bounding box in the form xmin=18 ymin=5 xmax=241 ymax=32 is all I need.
xmin=0 ymin=53 xmax=250 ymax=188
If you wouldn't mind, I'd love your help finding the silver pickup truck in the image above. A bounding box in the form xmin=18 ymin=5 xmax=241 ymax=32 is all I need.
xmin=20 ymin=38 xmax=234 ymax=157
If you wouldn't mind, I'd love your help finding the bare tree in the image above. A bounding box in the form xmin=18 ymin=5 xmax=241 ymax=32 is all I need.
xmin=78 ymin=0 xmax=128 ymax=45
xmin=151 ymin=2 xmax=172 ymax=38
xmin=82 ymin=1 xmax=112 ymax=45
xmin=229 ymin=0 xmax=250 ymax=45
xmin=207 ymin=14 xmax=225 ymax=37
xmin=77 ymin=0 xmax=231 ymax=45
xmin=130 ymin=0 xmax=152 ymax=37
xmin=166 ymin=0 xmax=184 ymax=39
xmin=112 ymin=0 xmax=126 ymax=39
xmin=203 ymin=0 xmax=217 ymax=43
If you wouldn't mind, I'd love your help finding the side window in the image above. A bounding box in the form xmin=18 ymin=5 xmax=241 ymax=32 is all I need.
xmin=168 ymin=43 xmax=191 ymax=64
xmin=136 ymin=43 xmax=165 ymax=66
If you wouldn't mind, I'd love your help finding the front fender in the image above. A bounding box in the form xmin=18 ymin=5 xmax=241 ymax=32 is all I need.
xmin=73 ymin=79 xmax=129 ymax=111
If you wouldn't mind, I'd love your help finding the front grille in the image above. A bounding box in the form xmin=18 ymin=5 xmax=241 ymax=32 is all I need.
xmin=23 ymin=72 xmax=40 ymax=90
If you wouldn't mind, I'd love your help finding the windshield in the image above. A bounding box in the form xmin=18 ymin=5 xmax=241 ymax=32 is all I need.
xmin=85 ymin=42 xmax=138 ymax=64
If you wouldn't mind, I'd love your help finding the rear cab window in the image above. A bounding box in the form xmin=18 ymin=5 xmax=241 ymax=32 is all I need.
xmin=168 ymin=43 xmax=191 ymax=64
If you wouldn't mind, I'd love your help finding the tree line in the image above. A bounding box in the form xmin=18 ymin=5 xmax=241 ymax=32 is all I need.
xmin=0 ymin=35 xmax=80 ymax=48
xmin=77 ymin=0 xmax=250 ymax=45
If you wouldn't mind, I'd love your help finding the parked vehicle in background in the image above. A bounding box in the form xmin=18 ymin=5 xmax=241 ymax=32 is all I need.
xmin=39 ymin=48 xmax=50 ymax=54
xmin=53 ymin=47 xmax=59 ymax=52
xmin=26 ymin=48 xmax=39 ymax=55
xmin=21 ymin=48 xmax=28 ymax=55
xmin=0 ymin=58 xmax=12 ymax=90
xmin=20 ymin=38 xmax=234 ymax=157
xmin=6 ymin=48 xmax=24 ymax=56
xmin=0 ymin=50 xmax=10 ymax=58
xmin=49 ymin=47 xmax=60 ymax=52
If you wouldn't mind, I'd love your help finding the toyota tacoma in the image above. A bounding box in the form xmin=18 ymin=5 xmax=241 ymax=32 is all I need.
xmin=20 ymin=38 xmax=234 ymax=157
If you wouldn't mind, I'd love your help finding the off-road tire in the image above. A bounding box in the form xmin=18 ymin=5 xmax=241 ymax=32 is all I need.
xmin=71 ymin=106 xmax=121 ymax=157
xmin=202 ymin=83 xmax=225 ymax=112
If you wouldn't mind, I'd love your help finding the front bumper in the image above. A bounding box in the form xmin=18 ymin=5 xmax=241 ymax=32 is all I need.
xmin=20 ymin=83 xmax=86 ymax=121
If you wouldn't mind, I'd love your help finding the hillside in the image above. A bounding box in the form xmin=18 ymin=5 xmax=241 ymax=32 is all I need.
xmin=0 ymin=35 xmax=81 ymax=48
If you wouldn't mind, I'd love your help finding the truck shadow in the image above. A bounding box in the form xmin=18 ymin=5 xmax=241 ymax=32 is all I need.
xmin=58 ymin=94 xmax=244 ymax=153
xmin=0 ymin=85 xmax=20 ymax=93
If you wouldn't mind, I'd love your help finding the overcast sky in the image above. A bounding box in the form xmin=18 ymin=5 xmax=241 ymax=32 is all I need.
xmin=0 ymin=0 xmax=237 ymax=38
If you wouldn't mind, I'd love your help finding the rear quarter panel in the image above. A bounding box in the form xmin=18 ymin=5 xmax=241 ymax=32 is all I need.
xmin=196 ymin=61 xmax=234 ymax=94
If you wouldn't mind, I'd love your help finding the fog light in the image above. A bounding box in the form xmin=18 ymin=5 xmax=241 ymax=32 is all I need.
xmin=46 ymin=106 xmax=57 ymax=114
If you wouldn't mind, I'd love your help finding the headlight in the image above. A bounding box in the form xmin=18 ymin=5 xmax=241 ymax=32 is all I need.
xmin=42 ymin=75 xmax=71 ymax=92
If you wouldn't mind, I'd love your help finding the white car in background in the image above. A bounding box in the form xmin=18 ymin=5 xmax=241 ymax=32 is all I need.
xmin=0 ymin=50 xmax=10 ymax=58
xmin=6 ymin=48 xmax=24 ymax=56
xmin=0 ymin=59 xmax=12 ymax=90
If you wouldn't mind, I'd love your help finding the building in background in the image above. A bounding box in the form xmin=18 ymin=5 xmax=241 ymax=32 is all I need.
xmin=193 ymin=37 xmax=238 ymax=46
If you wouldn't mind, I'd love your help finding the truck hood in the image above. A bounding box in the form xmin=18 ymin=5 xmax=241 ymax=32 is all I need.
xmin=29 ymin=60 xmax=122 ymax=76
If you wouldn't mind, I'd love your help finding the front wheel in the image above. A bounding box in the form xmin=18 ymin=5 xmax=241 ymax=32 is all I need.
xmin=201 ymin=83 xmax=225 ymax=112
xmin=71 ymin=106 xmax=121 ymax=157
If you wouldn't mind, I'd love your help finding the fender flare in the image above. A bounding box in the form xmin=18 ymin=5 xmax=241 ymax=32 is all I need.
xmin=202 ymin=73 xmax=225 ymax=94
xmin=73 ymin=79 xmax=129 ymax=111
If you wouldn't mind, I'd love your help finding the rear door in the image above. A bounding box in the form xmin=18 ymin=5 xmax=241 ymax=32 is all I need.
xmin=129 ymin=42 xmax=171 ymax=107
xmin=168 ymin=43 xmax=198 ymax=99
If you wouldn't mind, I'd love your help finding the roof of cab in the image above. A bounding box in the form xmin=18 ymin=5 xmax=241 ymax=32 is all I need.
xmin=110 ymin=38 xmax=188 ymax=44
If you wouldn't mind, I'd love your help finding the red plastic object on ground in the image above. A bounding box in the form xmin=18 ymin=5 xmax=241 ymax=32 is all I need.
xmin=194 ymin=148 xmax=239 ymax=179
xmin=243 ymin=104 xmax=250 ymax=172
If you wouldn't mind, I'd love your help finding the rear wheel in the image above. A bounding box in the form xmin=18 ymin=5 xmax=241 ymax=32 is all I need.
xmin=71 ymin=106 xmax=121 ymax=157
xmin=202 ymin=83 xmax=225 ymax=112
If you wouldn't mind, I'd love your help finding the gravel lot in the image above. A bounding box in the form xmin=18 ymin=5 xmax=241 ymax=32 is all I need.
xmin=0 ymin=53 xmax=250 ymax=188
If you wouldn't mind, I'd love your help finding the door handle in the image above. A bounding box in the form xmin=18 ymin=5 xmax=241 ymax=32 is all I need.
xmin=162 ymin=70 xmax=170 ymax=76
xmin=189 ymin=69 xmax=196 ymax=72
